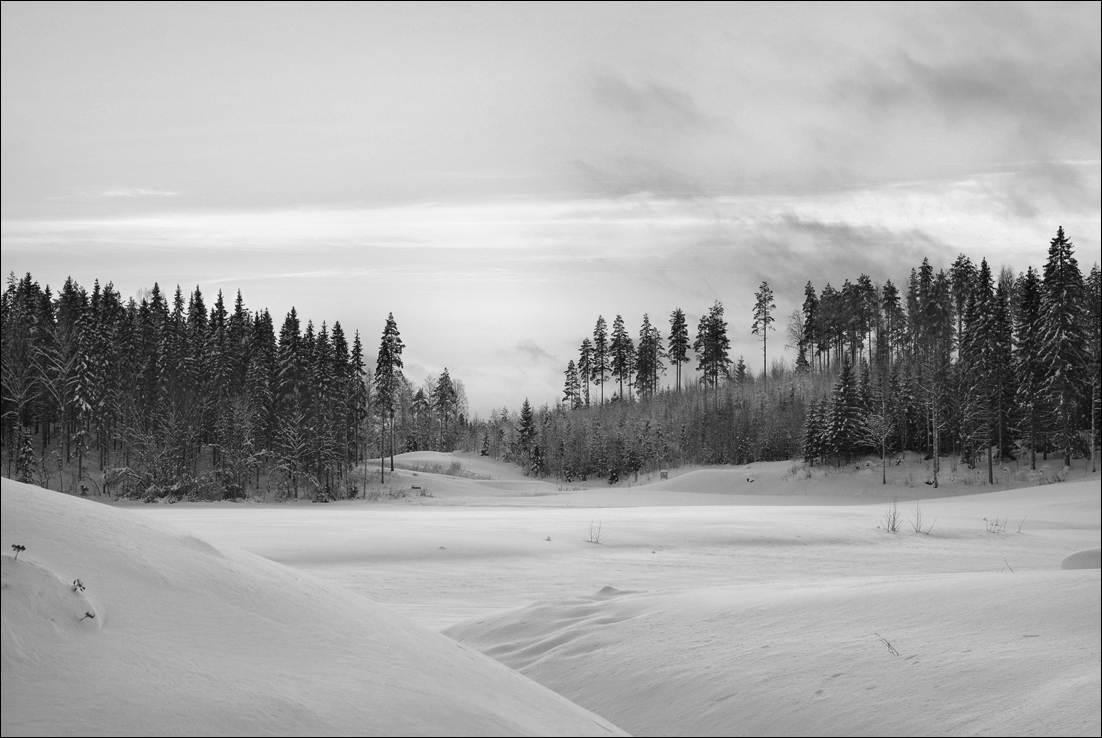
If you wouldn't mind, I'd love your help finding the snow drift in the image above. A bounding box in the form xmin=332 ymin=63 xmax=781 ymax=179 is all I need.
xmin=0 ymin=479 xmax=623 ymax=736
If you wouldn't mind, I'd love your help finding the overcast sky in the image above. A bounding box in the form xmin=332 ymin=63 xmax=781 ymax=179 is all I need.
xmin=3 ymin=2 xmax=1100 ymax=417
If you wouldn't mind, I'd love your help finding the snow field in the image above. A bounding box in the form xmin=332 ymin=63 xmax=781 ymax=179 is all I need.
xmin=4 ymin=452 xmax=1099 ymax=736
xmin=0 ymin=479 xmax=624 ymax=736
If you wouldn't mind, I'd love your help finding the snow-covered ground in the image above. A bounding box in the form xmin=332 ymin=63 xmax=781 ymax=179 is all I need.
xmin=3 ymin=452 xmax=1099 ymax=735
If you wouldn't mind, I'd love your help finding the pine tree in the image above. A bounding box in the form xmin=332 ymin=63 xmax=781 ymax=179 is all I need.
xmin=635 ymin=313 xmax=665 ymax=398
xmin=668 ymin=308 xmax=690 ymax=392
xmin=751 ymin=282 xmax=776 ymax=391
xmin=609 ymin=315 xmax=635 ymax=401
xmin=801 ymin=282 xmax=819 ymax=371
xmin=880 ymin=280 xmax=903 ymax=368
xmin=1039 ymin=227 xmax=1088 ymax=468
xmin=591 ymin=316 xmax=610 ymax=405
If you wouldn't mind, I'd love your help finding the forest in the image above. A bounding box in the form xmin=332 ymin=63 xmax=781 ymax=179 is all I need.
xmin=0 ymin=280 xmax=466 ymax=500
xmin=2 ymin=227 xmax=1099 ymax=499
xmin=472 ymin=226 xmax=1100 ymax=485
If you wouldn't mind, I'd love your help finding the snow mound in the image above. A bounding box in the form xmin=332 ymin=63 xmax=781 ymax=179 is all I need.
xmin=448 ymin=573 xmax=1101 ymax=736
xmin=1062 ymin=548 xmax=1102 ymax=570
xmin=1 ymin=479 xmax=624 ymax=736
xmin=2 ymin=556 xmax=102 ymax=666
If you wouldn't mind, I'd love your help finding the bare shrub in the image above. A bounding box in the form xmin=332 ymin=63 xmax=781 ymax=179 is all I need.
xmin=909 ymin=502 xmax=936 ymax=535
xmin=881 ymin=500 xmax=902 ymax=532
xmin=585 ymin=520 xmax=607 ymax=544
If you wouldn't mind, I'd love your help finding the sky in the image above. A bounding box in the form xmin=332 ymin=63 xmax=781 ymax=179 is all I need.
xmin=3 ymin=2 xmax=1100 ymax=417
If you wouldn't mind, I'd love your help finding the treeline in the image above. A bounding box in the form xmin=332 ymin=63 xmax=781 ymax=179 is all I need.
xmin=1 ymin=278 xmax=467 ymax=499
xmin=483 ymin=227 xmax=1099 ymax=483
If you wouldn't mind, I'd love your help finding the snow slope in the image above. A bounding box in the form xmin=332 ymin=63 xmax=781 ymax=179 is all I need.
xmin=446 ymin=574 xmax=1099 ymax=736
xmin=135 ymin=467 xmax=1099 ymax=736
xmin=0 ymin=478 xmax=624 ymax=736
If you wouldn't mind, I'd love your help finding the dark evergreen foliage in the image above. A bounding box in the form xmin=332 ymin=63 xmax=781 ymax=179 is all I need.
xmin=1 ymin=278 xmax=465 ymax=500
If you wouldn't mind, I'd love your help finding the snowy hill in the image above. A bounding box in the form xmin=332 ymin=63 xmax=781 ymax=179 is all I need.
xmin=0 ymin=478 xmax=624 ymax=736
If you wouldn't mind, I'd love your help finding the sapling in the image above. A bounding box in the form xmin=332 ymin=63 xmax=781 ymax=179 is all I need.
xmin=79 ymin=611 xmax=95 ymax=621
xmin=11 ymin=544 xmax=25 ymax=560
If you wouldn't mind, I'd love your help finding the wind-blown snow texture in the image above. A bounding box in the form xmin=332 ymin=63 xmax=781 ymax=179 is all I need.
xmin=4 ymin=453 xmax=1099 ymax=736
xmin=0 ymin=479 xmax=623 ymax=736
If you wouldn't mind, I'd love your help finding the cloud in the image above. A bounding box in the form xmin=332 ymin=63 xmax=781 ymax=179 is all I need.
xmin=590 ymin=71 xmax=715 ymax=132
xmin=95 ymin=188 xmax=180 ymax=198
xmin=516 ymin=339 xmax=556 ymax=365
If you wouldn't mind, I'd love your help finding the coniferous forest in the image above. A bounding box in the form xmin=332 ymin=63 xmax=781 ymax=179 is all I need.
xmin=2 ymin=227 xmax=1100 ymax=498
xmin=0 ymin=279 xmax=467 ymax=500
xmin=469 ymin=227 xmax=1100 ymax=485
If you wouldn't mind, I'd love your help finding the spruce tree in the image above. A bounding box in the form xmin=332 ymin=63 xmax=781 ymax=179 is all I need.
xmin=1085 ymin=264 xmax=1101 ymax=472
xmin=1039 ymin=227 xmax=1088 ymax=468
xmin=827 ymin=357 xmax=864 ymax=464
xmin=1014 ymin=267 xmax=1045 ymax=469
xmin=563 ymin=360 xmax=581 ymax=408
xmin=517 ymin=398 xmax=536 ymax=470
xmin=374 ymin=313 xmax=404 ymax=479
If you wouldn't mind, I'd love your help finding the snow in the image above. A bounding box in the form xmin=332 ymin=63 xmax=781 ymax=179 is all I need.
xmin=3 ymin=452 xmax=1099 ymax=736
xmin=1062 ymin=548 xmax=1102 ymax=570
xmin=0 ymin=479 xmax=624 ymax=737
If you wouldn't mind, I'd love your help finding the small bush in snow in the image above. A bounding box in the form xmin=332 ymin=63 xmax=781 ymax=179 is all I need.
xmin=880 ymin=501 xmax=902 ymax=533
xmin=585 ymin=520 xmax=607 ymax=544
